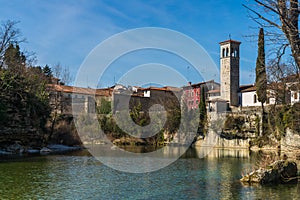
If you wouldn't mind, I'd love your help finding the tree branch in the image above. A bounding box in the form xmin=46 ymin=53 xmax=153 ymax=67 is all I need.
xmin=242 ymin=4 xmax=282 ymax=29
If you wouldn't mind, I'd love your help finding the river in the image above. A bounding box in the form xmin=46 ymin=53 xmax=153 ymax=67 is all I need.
xmin=0 ymin=147 xmax=299 ymax=200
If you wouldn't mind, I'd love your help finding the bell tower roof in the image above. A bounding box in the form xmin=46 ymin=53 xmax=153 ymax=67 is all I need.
xmin=219 ymin=39 xmax=241 ymax=45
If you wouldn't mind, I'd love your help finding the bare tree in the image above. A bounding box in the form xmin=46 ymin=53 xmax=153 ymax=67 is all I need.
xmin=52 ymin=63 xmax=73 ymax=85
xmin=61 ymin=67 xmax=73 ymax=85
xmin=0 ymin=20 xmax=25 ymax=67
xmin=266 ymin=42 xmax=298 ymax=104
xmin=243 ymin=0 xmax=300 ymax=70
xmin=53 ymin=63 xmax=62 ymax=81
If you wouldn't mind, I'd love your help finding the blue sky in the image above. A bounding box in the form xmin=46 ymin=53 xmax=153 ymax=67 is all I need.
xmin=0 ymin=0 xmax=259 ymax=87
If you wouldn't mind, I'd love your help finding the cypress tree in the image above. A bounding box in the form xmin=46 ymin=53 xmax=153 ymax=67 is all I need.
xmin=255 ymin=28 xmax=268 ymax=136
xmin=198 ymin=86 xmax=207 ymax=135
xmin=255 ymin=28 xmax=267 ymax=112
xmin=199 ymin=86 xmax=206 ymax=121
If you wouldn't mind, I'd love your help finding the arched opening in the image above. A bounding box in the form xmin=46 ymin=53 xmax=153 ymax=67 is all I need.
xmin=222 ymin=48 xmax=225 ymax=58
xmin=226 ymin=47 xmax=229 ymax=57
xmin=253 ymin=94 xmax=257 ymax=103
xmin=234 ymin=49 xmax=238 ymax=57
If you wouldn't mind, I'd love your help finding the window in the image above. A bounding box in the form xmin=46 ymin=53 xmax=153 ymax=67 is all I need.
xmin=234 ymin=49 xmax=238 ymax=57
xmin=254 ymin=94 xmax=257 ymax=103
xmin=294 ymin=92 xmax=298 ymax=100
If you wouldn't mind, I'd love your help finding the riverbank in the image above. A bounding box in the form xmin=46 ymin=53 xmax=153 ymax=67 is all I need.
xmin=0 ymin=143 xmax=83 ymax=156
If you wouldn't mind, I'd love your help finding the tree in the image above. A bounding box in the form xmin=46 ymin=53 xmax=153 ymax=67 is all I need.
xmin=3 ymin=43 xmax=26 ymax=74
xmin=243 ymin=0 xmax=300 ymax=70
xmin=52 ymin=63 xmax=73 ymax=85
xmin=0 ymin=43 xmax=50 ymax=131
xmin=267 ymin=59 xmax=296 ymax=105
xmin=256 ymin=28 xmax=268 ymax=136
xmin=198 ymin=86 xmax=207 ymax=135
xmin=199 ymin=86 xmax=207 ymax=123
xmin=256 ymin=28 xmax=267 ymax=111
xmin=97 ymin=98 xmax=112 ymax=115
xmin=43 ymin=65 xmax=52 ymax=78
xmin=0 ymin=20 xmax=25 ymax=68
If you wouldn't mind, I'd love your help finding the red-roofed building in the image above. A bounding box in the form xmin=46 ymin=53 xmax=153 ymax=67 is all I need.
xmin=47 ymin=84 xmax=113 ymax=115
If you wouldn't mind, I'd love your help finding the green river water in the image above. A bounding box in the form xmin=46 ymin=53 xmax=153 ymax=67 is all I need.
xmin=0 ymin=147 xmax=299 ymax=200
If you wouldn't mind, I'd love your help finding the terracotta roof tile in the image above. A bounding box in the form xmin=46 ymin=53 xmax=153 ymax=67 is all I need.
xmin=48 ymin=84 xmax=113 ymax=97
xmin=240 ymin=85 xmax=256 ymax=92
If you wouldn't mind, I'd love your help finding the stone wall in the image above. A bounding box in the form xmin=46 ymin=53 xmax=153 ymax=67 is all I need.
xmin=281 ymin=128 xmax=300 ymax=151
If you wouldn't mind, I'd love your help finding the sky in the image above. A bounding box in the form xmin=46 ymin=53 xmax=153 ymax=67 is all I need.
xmin=0 ymin=0 xmax=260 ymax=88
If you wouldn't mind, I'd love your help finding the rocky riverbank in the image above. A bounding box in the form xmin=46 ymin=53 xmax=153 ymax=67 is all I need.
xmin=240 ymin=160 xmax=299 ymax=184
xmin=0 ymin=143 xmax=82 ymax=156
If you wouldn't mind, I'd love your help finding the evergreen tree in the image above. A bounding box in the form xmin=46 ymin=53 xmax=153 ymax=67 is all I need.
xmin=3 ymin=43 xmax=26 ymax=73
xmin=198 ymin=86 xmax=207 ymax=135
xmin=0 ymin=43 xmax=50 ymax=131
xmin=255 ymin=28 xmax=267 ymax=112
xmin=43 ymin=65 xmax=52 ymax=78
xmin=199 ymin=86 xmax=206 ymax=121
xmin=255 ymin=28 xmax=268 ymax=136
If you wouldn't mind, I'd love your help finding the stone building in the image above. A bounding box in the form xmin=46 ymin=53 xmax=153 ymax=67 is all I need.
xmin=182 ymin=80 xmax=220 ymax=110
xmin=220 ymin=39 xmax=241 ymax=106
xmin=48 ymin=84 xmax=113 ymax=115
xmin=112 ymin=86 xmax=182 ymax=113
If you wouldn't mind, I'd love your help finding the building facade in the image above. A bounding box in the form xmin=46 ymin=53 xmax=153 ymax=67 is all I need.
xmin=182 ymin=80 xmax=220 ymax=110
xmin=48 ymin=84 xmax=113 ymax=115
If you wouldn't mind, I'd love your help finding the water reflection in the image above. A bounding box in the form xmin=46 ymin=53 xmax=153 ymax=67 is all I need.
xmin=194 ymin=146 xmax=250 ymax=159
xmin=0 ymin=148 xmax=299 ymax=199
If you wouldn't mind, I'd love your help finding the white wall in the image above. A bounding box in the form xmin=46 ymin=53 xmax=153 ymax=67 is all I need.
xmin=144 ymin=91 xmax=150 ymax=97
xmin=241 ymin=91 xmax=275 ymax=107
xmin=241 ymin=91 xmax=262 ymax=107
xmin=291 ymin=91 xmax=300 ymax=104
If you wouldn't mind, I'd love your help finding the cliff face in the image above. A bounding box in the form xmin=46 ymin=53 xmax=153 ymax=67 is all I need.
xmin=200 ymin=106 xmax=300 ymax=150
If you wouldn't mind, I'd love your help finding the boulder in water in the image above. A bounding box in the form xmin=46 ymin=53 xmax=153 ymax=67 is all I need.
xmin=240 ymin=160 xmax=298 ymax=184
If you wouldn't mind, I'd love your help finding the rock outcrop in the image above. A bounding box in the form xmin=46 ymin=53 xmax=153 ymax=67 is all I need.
xmin=240 ymin=160 xmax=298 ymax=184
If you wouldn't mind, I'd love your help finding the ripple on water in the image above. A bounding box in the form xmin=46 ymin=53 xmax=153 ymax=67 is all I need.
xmin=0 ymin=148 xmax=299 ymax=200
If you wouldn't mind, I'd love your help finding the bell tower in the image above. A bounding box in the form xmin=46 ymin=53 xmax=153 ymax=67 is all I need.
xmin=220 ymin=40 xmax=241 ymax=106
